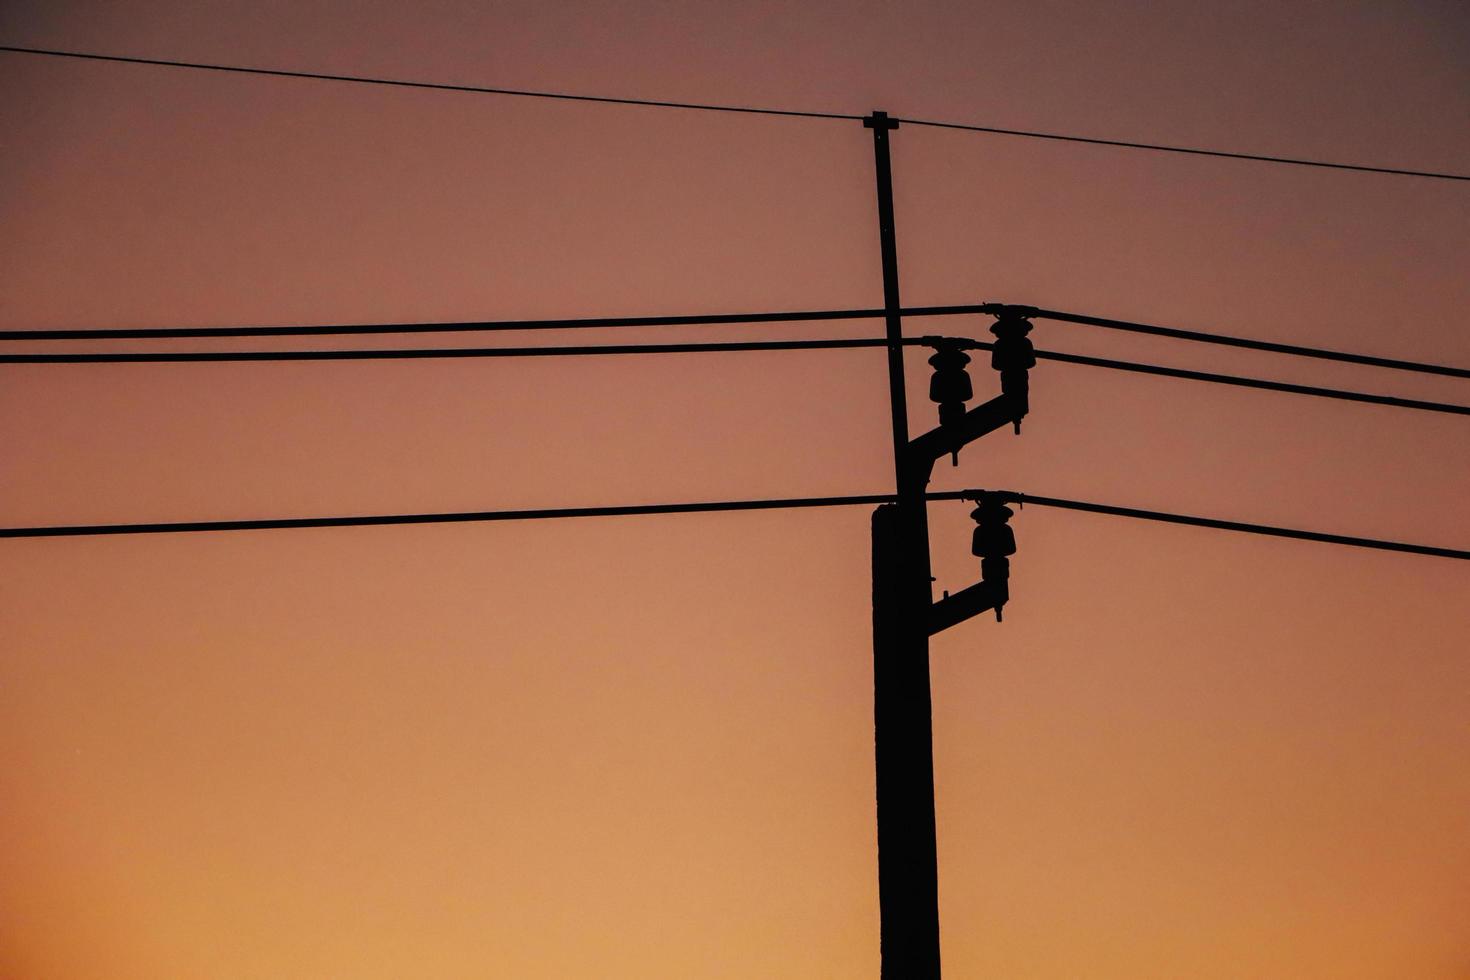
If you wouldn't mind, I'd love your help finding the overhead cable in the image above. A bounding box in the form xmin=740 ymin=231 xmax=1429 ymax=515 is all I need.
xmin=0 ymin=44 xmax=857 ymax=122
xmin=1017 ymin=345 xmax=1470 ymax=417
xmin=0 ymin=492 xmax=911 ymax=538
xmin=3 ymin=489 xmax=1465 ymax=561
xmin=897 ymin=116 xmax=1468 ymax=182
xmin=1011 ymin=306 xmax=1470 ymax=380
xmin=6 ymin=337 xmax=1467 ymax=416
xmin=2 ymin=45 xmax=1465 ymax=182
xmin=0 ymin=337 xmax=911 ymax=362
xmin=0 ymin=307 xmax=904 ymax=341
xmin=8 ymin=302 xmax=1466 ymax=382
xmin=1006 ymin=492 xmax=1470 ymax=562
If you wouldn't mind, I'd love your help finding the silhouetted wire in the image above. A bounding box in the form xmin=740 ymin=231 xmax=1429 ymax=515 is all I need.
xmin=6 ymin=337 xmax=1467 ymax=416
xmin=0 ymin=493 xmax=910 ymax=538
xmin=0 ymin=44 xmax=859 ymax=121
xmin=8 ymin=303 xmax=1467 ymax=382
xmin=1004 ymin=307 xmax=1470 ymax=380
xmin=1003 ymin=493 xmax=1470 ymax=561
xmin=0 ymin=337 xmax=916 ymax=361
xmin=1021 ymin=346 xmax=1470 ymax=417
xmin=0 ymin=307 xmax=903 ymax=341
xmin=897 ymin=117 xmax=1469 ymax=182
xmin=3 ymin=45 xmax=1465 ymax=182
xmin=3 ymin=489 xmax=1465 ymax=561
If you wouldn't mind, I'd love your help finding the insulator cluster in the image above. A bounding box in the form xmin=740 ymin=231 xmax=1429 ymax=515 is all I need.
xmin=990 ymin=314 xmax=1036 ymax=432
xmin=927 ymin=340 xmax=974 ymax=426
xmin=970 ymin=494 xmax=1016 ymax=621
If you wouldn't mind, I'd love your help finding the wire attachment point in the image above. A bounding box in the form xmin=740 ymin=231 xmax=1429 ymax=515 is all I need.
xmin=970 ymin=491 xmax=1018 ymax=622
xmin=989 ymin=314 xmax=1036 ymax=433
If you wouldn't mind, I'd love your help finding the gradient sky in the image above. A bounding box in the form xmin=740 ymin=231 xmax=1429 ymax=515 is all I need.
xmin=2 ymin=2 xmax=1468 ymax=977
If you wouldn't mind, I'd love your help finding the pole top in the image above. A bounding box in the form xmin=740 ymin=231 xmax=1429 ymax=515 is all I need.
xmin=863 ymin=110 xmax=900 ymax=131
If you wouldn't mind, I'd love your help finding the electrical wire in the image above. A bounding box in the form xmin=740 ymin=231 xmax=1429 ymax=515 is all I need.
xmin=0 ymin=45 xmax=858 ymax=122
xmin=0 ymin=307 xmax=900 ymax=341
xmin=0 ymin=337 xmax=911 ymax=361
xmin=0 ymin=493 xmax=905 ymax=538
xmin=1020 ymin=345 xmax=1470 ymax=417
xmin=8 ymin=303 xmax=1466 ymax=383
xmin=896 ymin=116 xmax=1469 ymax=182
xmin=1003 ymin=492 xmax=1470 ymax=562
xmin=3 ymin=44 xmax=1465 ymax=182
xmin=3 ymin=489 xmax=1465 ymax=561
xmin=1008 ymin=306 xmax=1470 ymax=380
xmin=6 ymin=336 xmax=1467 ymax=416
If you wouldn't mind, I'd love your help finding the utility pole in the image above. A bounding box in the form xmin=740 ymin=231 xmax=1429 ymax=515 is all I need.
xmin=864 ymin=110 xmax=1034 ymax=980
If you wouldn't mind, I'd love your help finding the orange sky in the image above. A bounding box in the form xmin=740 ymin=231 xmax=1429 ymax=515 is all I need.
xmin=2 ymin=2 xmax=1468 ymax=977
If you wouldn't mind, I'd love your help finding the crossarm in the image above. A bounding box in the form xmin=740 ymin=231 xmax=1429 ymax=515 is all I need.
xmin=904 ymin=393 xmax=1020 ymax=483
xmin=927 ymin=579 xmax=1004 ymax=635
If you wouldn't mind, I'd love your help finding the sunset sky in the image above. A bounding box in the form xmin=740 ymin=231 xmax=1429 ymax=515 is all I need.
xmin=2 ymin=2 xmax=1468 ymax=977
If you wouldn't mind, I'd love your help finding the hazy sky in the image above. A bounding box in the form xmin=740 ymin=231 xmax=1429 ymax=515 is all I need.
xmin=2 ymin=2 xmax=1468 ymax=977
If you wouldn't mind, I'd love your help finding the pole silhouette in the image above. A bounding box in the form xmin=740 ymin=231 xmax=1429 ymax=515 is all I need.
xmin=865 ymin=111 xmax=1033 ymax=979
xmin=865 ymin=109 xmax=943 ymax=980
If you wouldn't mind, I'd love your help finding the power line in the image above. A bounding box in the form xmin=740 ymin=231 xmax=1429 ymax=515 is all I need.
xmin=0 ymin=337 xmax=911 ymax=361
xmin=2 ymin=488 xmax=1464 ymax=561
xmin=897 ymin=117 xmax=1469 ymax=182
xmin=0 ymin=44 xmax=858 ymax=122
xmin=0 ymin=492 xmax=910 ymax=538
xmin=6 ymin=336 xmax=1467 ymax=417
xmin=3 ymin=44 xmax=1465 ymax=182
xmin=7 ymin=303 xmax=1467 ymax=382
xmin=1017 ymin=345 xmax=1470 ymax=417
xmin=1006 ymin=492 xmax=1470 ymax=562
xmin=1011 ymin=306 xmax=1470 ymax=380
xmin=0 ymin=307 xmax=902 ymax=341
